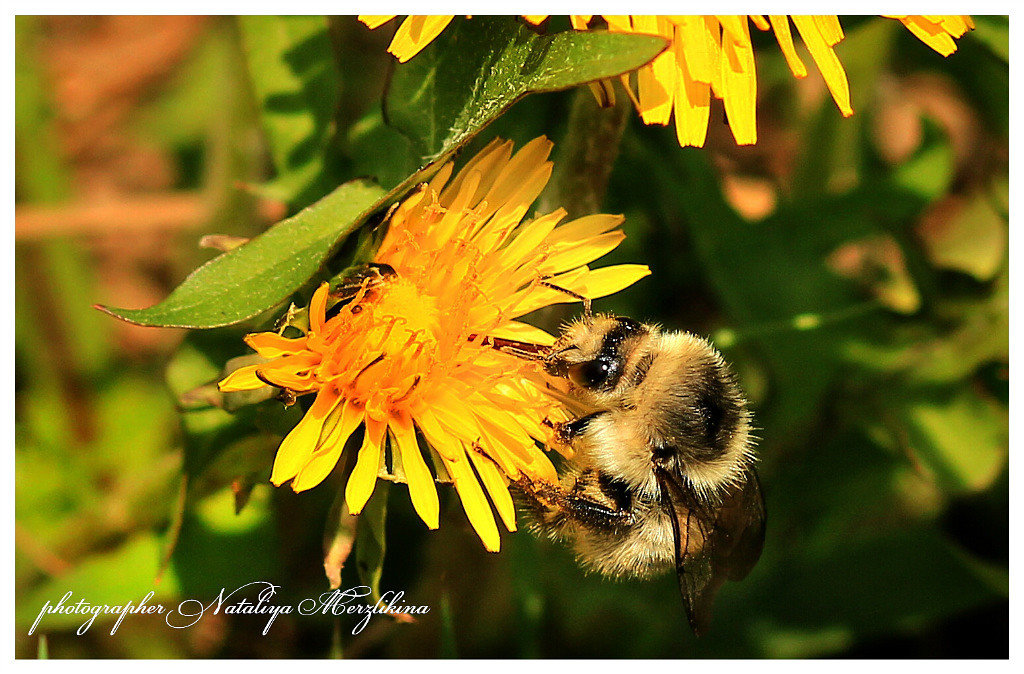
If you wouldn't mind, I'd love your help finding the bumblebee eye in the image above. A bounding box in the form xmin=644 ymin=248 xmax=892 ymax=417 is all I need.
xmin=568 ymin=357 xmax=616 ymax=389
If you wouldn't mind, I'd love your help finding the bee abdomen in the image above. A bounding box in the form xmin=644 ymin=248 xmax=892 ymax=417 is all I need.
xmin=664 ymin=360 xmax=745 ymax=462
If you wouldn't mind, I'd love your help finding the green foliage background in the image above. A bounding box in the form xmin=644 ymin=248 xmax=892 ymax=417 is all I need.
xmin=15 ymin=15 xmax=1008 ymax=658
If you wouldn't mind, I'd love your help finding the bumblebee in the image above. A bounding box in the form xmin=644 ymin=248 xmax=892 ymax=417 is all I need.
xmin=502 ymin=311 xmax=765 ymax=635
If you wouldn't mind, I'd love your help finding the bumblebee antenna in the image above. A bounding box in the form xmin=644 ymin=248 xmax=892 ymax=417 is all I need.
xmin=539 ymin=280 xmax=592 ymax=323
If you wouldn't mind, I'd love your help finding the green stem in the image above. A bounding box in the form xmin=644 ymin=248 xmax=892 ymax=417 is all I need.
xmin=539 ymin=86 xmax=631 ymax=219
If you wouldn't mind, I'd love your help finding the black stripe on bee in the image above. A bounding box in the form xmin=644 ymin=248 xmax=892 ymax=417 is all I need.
xmin=690 ymin=362 xmax=743 ymax=459
xmin=662 ymin=360 xmax=743 ymax=462
xmin=596 ymin=471 xmax=634 ymax=513
xmin=603 ymin=317 xmax=645 ymax=349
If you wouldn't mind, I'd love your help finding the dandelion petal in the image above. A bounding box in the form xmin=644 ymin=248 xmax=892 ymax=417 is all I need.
xmin=270 ymin=387 xmax=342 ymax=486
xmin=244 ymin=332 xmax=308 ymax=358
xmin=719 ymin=16 xmax=757 ymax=145
xmin=392 ymin=416 xmax=439 ymax=529
xmin=358 ymin=15 xmax=395 ymax=29
xmin=444 ymin=454 xmax=502 ymax=552
xmin=389 ymin=15 xmax=455 ymax=63
xmin=575 ymin=264 xmax=652 ymax=299
xmin=292 ymin=403 xmax=364 ymax=492
xmin=769 ymin=16 xmax=808 ymax=79
xmin=467 ymin=450 xmax=517 ymax=532
xmin=346 ymin=418 xmax=386 ymax=514
xmin=792 ymin=15 xmax=853 ymax=117
xmin=218 ymin=364 xmax=265 ymax=392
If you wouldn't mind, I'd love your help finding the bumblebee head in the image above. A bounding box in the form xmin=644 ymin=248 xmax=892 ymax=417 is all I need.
xmin=547 ymin=320 xmax=755 ymax=497
xmin=544 ymin=315 xmax=647 ymax=394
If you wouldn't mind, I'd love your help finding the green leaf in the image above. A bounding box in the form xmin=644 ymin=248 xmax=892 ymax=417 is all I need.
xmin=969 ymin=15 xmax=1009 ymax=62
xmin=355 ymin=481 xmax=389 ymax=603
xmin=790 ymin=17 xmax=898 ymax=196
xmin=899 ymin=388 xmax=1007 ymax=493
xmin=15 ymin=15 xmax=71 ymax=204
xmin=172 ymin=486 xmax=280 ymax=599
xmin=237 ymin=16 xmax=342 ymax=207
xmin=386 ymin=16 xmax=667 ymax=162
xmin=16 ymin=534 xmax=181 ymax=632
xmin=347 ymin=108 xmax=419 ymax=191
xmin=97 ymin=178 xmax=384 ymax=328
xmin=893 ymin=118 xmax=954 ymax=202
xmin=918 ymin=189 xmax=1006 ymax=281
xmin=740 ymin=525 xmax=1005 ymax=656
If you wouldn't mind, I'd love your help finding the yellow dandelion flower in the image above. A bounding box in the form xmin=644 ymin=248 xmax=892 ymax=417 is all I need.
xmin=526 ymin=15 xmax=973 ymax=147
xmin=361 ymin=15 xmax=973 ymax=146
xmin=219 ymin=136 xmax=650 ymax=551
xmin=882 ymin=15 xmax=975 ymax=56
xmin=358 ymin=15 xmax=456 ymax=62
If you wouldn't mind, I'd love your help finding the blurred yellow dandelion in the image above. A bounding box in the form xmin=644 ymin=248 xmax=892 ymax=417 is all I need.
xmin=219 ymin=136 xmax=650 ymax=551
xmin=360 ymin=15 xmax=974 ymax=146
xmin=882 ymin=15 xmax=975 ymax=57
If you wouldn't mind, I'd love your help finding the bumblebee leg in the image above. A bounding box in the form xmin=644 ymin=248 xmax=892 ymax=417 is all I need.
xmin=514 ymin=473 xmax=634 ymax=532
xmin=552 ymin=411 xmax=607 ymax=445
xmin=559 ymin=489 xmax=635 ymax=530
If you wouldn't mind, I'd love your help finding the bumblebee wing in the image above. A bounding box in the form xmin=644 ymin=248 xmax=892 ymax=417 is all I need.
xmin=668 ymin=498 xmax=716 ymax=636
xmin=718 ymin=467 xmax=766 ymax=582
xmin=659 ymin=466 xmax=766 ymax=636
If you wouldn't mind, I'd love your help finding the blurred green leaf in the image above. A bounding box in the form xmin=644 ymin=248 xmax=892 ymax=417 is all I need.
xmin=386 ymin=16 xmax=667 ymax=162
xmin=791 ymin=17 xmax=897 ymax=195
xmin=355 ymin=482 xmax=389 ymax=603
xmin=898 ymin=388 xmax=1007 ymax=493
xmin=238 ymin=16 xmax=342 ymax=207
xmin=172 ymin=486 xmax=280 ymax=598
xmin=769 ymin=429 xmax=934 ymax=558
xmin=507 ymin=529 xmax=544 ymax=657
xmin=841 ymin=268 xmax=1007 ymax=384
xmin=919 ymin=190 xmax=1006 ymax=281
xmin=194 ymin=483 xmax=273 ymax=534
xmin=16 ymin=370 xmax=179 ymax=590
xmin=36 ymin=241 xmax=114 ymax=374
xmin=17 ymin=534 xmax=181 ymax=631
xmin=968 ymin=15 xmax=1009 ymax=62
xmin=738 ymin=525 xmax=1005 ymax=656
xmin=15 ymin=15 xmax=70 ymax=203
xmin=98 ymin=179 xmax=384 ymax=328
xmin=893 ymin=118 xmax=954 ymax=202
